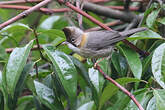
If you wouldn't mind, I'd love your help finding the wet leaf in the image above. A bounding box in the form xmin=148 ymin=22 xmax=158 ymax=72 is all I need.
xmin=5 ymin=40 xmax=33 ymax=97
xmin=152 ymin=43 xmax=165 ymax=89
xmin=154 ymin=89 xmax=165 ymax=110
xmin=119 ymin=45 xmax=142 ymax=79
xmin=77 ymin=101 xmax=94 ymax=110
xmin=43 ymin=46 xmax=77 ymax=108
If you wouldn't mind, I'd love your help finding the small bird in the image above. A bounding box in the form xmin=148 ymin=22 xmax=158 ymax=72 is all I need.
xmin=62 ymin=26 xmax=147 ymax=58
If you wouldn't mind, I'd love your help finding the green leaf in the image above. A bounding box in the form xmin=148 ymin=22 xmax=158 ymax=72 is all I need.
xmin=0 ymin=71 xmax=2 ymax=90
xmin=119 ymin=45 xmax=142 ymax=79
xmin=5 ymin=40 xmax=33 ymax=97
xmin=146 ymin=8 xmax=160 ymax=28
xmin=158 ymin=17 xmax=165 ymax=25
xmin=34 ymin=80 xmax=58 ymax=110
xmin=43 ymin=46 xmax=77 ymax=107
xmin=40 ymin=16 xmax=60 ymax=29
xmin=37 ymin=29 xmax=65 ymax=46
xmin=77 ymin=101 xmax=94 ymax=110
xmin=99 ymin=77 xmax=141 ymax=110
xmin=146 ymin=97 xmax=156 ymax=110
xmin=152 ymin=43 xmax=165 ymax=89
xmin=0 ymin=45 xmax=8 ymax=61
xmin=88 ymin=67 xmax=104 ymax=95
xmin=128 ymin=30 xmax=162 ymax=40
xmin=0 ymin=23 xmax=32 ymax=47
xmin=112 ymin=52 xmax=128 ymax=76
xmin=70 ymin=56 xmax=99 ymax=106
xmin=154 ymin=89 xmax=165 ymax=110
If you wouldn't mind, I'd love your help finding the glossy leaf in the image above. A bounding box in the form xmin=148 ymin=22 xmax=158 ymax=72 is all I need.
xmin=5 ymin=40 xmax=33 ymax=97
xmin=99 ymin=77 xmax=141 ymax=109
xmin=70 ymin=56 xmax=99 ymax=106
xmin=0 ymin=45 xmax=8 ymax=61
xmin=43 ymin=46 xmax=77 ymax=107
xmin=158 ymin=17 xmax=165 ymax=25
xmin=40 ymin=16 xmax=60 ymax=29
xmin=34 ymin=80 xmax=57 ymax=110
xmin=128 ymin=30 xmax=162 ymax=40
xmin=146 ymin=8 xmax=160 ymax=28
xmin=112 ymin=52 xmax=128 ymax=76
xmin=154 ymin=89 xmax=165 ymax=110
xmin=152 ymin=43 xmax=165 ymax=89
xmin=146 ymin=97 xmax=156 ymax=110
xmin=0 ymin=23 xmax=32 ymax=47
xmin=77 ymin=101 xmax=94 ymax=110
xmin=119 ymin=45 xmax=142 ymax=79
xmin=0 ymin=71 xmax=2 ymax=90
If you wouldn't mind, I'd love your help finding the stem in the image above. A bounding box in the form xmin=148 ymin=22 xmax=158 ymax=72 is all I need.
xmin=0 ymin=0 xmax=52 ymax=29
xmin=96 ymin=64 xmax=144 ymax=110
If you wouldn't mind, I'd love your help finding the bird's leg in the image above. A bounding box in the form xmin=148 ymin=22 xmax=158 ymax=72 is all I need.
xmin=94 ymin=58 xmax=105 ymax=69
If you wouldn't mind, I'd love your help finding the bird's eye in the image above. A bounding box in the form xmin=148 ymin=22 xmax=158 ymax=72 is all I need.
xmin=71 ymin=38 xmax=75 ymax=42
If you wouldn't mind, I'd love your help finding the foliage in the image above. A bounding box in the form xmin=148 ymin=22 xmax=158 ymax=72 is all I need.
xmin=0 ymin=1 xmax=165 ymax=110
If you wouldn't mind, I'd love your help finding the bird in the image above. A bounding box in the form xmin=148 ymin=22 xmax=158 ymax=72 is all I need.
xmin=62 ymin=26 xmax=147 ymax=58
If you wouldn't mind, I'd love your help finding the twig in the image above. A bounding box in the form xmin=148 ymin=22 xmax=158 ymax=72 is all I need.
xmin=0 ymin=0 xmax=42 ymax=5
xmin=35 ymin=63 xmax=39 ymax=78
xmin=5 ymin=45 xmax=42 ymax=53
xmin=85 ymin=20 xmax=123 ymax=32
xmin=0 ymin=0 xmax=52 ymax=30
xmin=138 ymin=0 xmax=153 ymax=27
xmin=0 ymin=5 xmax=69 ymax=14
xmin=124 ymin=0 xmax=131 ymax=11
xmin=33 ymin=30 xmax=48 ymax=62
xmin=96 ymin=64 xmax=144 ymax=110
xmin=83 ymin=2 xmax=138 ymax=22
xmin=106 ymin=6 xmax=139 ymax=11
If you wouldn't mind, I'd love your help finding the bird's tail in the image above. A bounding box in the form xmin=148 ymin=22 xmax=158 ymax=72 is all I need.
xmin=119 ymin=27 xmax=147 ymax=37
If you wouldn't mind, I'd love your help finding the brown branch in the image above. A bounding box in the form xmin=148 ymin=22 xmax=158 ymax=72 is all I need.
xmin=106 ymin=6 xmax=139 ymax=11
xmin=0 ymin=0 xmax=42 ymax=5
xmin=83 ymin=2 xmax=139 ymax=22
xmin=96 ymin=64 xmax=144 ymax=110
xmin=0 ymin=0 xmax=52 ymax=30
xmin=5 ymin=45 xmax=43 ymax=53
xmin=0 ymin=5 xmax=69 ymax=14
xmin=85 ymin=20 xmax=123 ymax=32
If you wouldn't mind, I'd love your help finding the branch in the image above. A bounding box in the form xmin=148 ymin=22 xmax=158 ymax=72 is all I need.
xmin=85 ymin=20 xmax=123 ymax=32
xmin=5 ymin=45 xmax=43 ymax=53
xmin=0 ymin=0 xmax=52 ymax=30
xmin=0 ymin=0 xmax=42 ymax=5
xmin=83 ymin=2 xmax=139 ymax=22
xmin=96 ymin=64 xmax=144 ymax=110
xmin=0 ymin=5 xmax=69 ymax=14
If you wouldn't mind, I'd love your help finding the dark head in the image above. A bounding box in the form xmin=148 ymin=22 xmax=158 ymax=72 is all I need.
xmin=62 ymin=26 xmax=84 ymax=47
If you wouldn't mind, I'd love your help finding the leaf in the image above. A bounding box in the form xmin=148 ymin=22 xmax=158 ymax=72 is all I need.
xmin=0 ymin=45 xmax=8 ymax=61
xmin=37 ymin=29 xmax=65 ymax=46
xmin=152 ymin=43 xmax=165 ymax=89
xmin=0 ymin=71 xmax=2 ymax=90
xmin=146 ymin=97 xmax=156 ymax=110
xmin=146 ymin=8 xmax=160 ymax=28
xmin=88 ymin=67 xmax=104 ymax=95
xmin=39 ymin=16 xmax=60 ymax=29
xmin=34 ymin=80 xmax=57 ymax=110
xmin=158 ymin=17 xmax=165 ymax=25
xmin=127 ymin=30 xmax=162 ymax=40
xmin=99 ymin=77 xmax=141 ymax=110
xmin=154 ymin=89 xmax=165 ymax=110
xmin=5 ymin=40 xmax=33 ymax=97
xmin=111 ymin=52 xmax=128 ymax=76
xmin=0 ymin=23 xmax=32 ymax=47
xmin=77 ymin=101 xmax=94 ymax=110
xmin=43 ymin=46 xmax=77 ymax=107
xmin=70 ymin=56 xmax=99 ymax=106
xmin=119 ymin=45 xmax=142 ymax=79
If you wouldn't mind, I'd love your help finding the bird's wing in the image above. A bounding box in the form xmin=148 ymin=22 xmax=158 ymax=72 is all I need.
xmin=85 ymin=30 xmax=126 ymax=50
